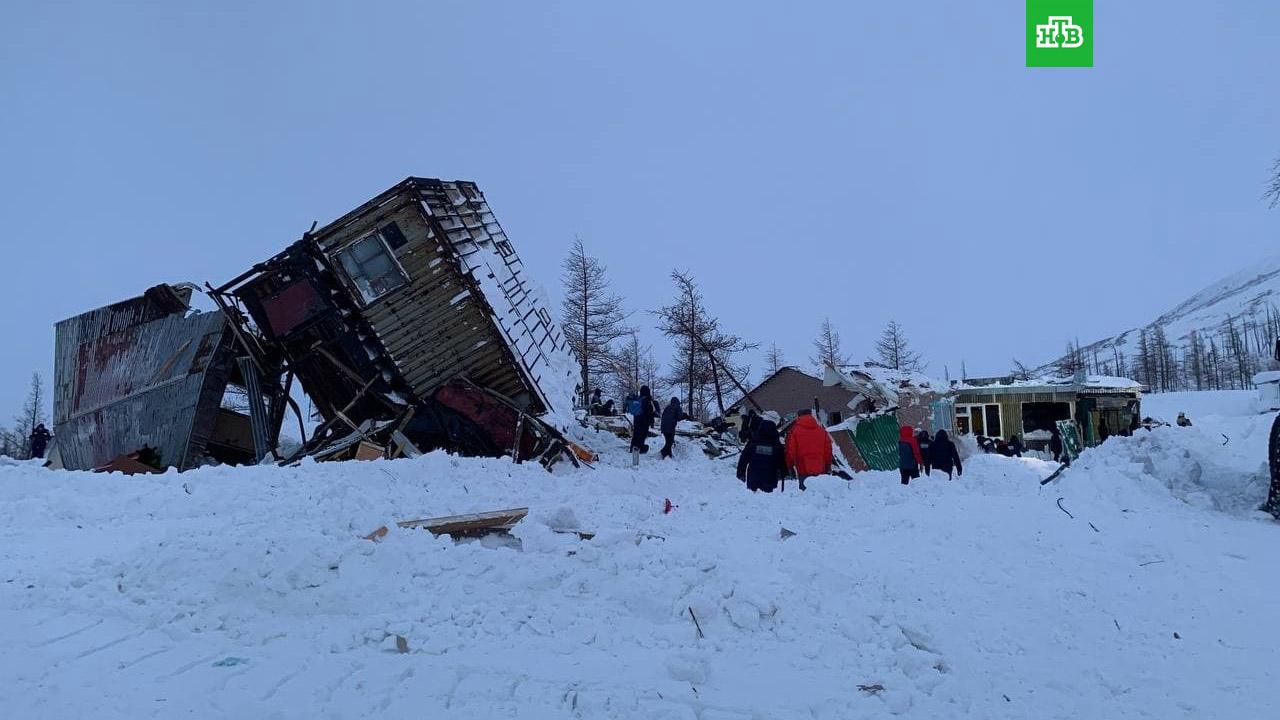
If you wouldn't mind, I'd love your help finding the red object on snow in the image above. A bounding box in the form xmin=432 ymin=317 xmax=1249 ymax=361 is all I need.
xmin=663 ymin=498 xmax=675 ymax=514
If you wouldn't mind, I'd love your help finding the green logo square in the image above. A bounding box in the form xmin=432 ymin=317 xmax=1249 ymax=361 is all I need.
xmin=1026 ymin=0 xmax=1093 ymax=67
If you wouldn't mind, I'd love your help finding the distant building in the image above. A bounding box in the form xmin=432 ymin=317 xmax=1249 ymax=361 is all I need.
xmin=950 ymin=374 xmax=1142 ymax=447
xmin=728 ymin=367 xmax=861 ymax=427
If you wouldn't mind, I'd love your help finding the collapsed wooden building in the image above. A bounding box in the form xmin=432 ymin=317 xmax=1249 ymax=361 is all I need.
xmin=53 ymin=177 xmax=581 ymax=472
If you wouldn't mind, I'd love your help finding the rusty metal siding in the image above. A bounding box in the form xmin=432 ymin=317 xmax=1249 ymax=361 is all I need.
xmin=53 ymin=300 xmax=233 ymax=471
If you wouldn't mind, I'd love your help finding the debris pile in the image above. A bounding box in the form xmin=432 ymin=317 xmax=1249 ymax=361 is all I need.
xmin=52 ymin=178 xmax=583 ymax=472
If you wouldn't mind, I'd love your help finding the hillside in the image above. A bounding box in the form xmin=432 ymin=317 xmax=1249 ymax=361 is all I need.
xmin=1042 ymin=255 xmax=1280 ymax=382
xmin=2 ymin=401 xmax=1278 ymax=719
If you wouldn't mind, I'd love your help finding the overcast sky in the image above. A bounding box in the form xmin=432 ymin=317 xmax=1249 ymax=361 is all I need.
xmin=2 ymin=1 xmax=1278 ymax=420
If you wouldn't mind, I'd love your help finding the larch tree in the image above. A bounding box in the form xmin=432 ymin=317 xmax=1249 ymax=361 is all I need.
xmin=608 ymin=331 xmax=665 ymax=405
xmin=874 ymin=320 xmax=922 ymax=372
xmin=654 ymin=270 xmax=757 ymax=418
xmin=765 ymin=343 xmax=786 ymax=376
xmin=810 ymin=318 xmax=850 ymax=369
xmin=12 ymin=372 xmax=48 ymax=460
xmin=1010 ymin=359 xmax=1035 ymax=382
xmin=560 ymin=237 xmax=631 ymax=406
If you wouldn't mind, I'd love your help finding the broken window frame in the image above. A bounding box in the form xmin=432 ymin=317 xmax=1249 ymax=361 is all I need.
xmin=333 ymin=230 xmax=410 ymax=306
xmin=956 ymin=403 xmax=1001 ymax=438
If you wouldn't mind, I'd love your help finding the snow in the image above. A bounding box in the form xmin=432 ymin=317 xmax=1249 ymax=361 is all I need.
xmin=1045 ymin=253 xmax=1280 ymax=370
xmin=2 ymin=399 xmax=1278 ymax=718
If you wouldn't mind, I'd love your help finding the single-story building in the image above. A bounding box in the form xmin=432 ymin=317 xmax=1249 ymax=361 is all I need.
xmin=949 ymin=374 xmax=1142 ymax=448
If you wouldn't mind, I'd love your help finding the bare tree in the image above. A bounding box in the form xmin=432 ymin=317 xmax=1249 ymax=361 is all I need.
xmin=765 ymin=343 xmax=786 ymax=376
xmin=1010 ymin=359 xmax=1035 ymax=382
xmin=560 ymin=237 xmax=631 ymax=406
xmin=654 ymin=270 xmax=757 ymax=418
xmin=1056 ymin=340 xmax=1086 ymax=377
xmin=12 ymin=372 xmax=48 ymax=460
xmin=874 ymin=320 xmax=922 ymax=372
xmin=608 ymin=331 xmax=665 ymax=404
xmin=810 ymin=318 xmax=850 ymax=369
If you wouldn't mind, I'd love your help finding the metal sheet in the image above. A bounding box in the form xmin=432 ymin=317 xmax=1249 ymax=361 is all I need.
xmin=851 ymin=413 xmax=901 ymax=472
xmin=53 ymin=289 xmax=235 ymax=471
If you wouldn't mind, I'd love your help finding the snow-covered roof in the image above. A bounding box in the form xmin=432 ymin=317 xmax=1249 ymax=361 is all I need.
xmin=954 ymin=374 xmax=1142 ymax=394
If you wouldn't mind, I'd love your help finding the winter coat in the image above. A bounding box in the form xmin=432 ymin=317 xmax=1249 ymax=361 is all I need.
xmin=785 ymin=413 xmax=833 ymax=478
xmin=929 ymin=430 xmax=962 ymax=476
xmin=29 ymin=425 xmax=51 ymax=458
xmin=660 ymin=399 xmax=684 ymax=435
xmin=738 ymin=410 xmax=759 ymax=443
xmin=1049 ymin=429 xmax=1064 ymax=457
xmin=897 ymin=425 xmax=923 ymax=472
xmin=631 ymin=388 xmax=657 ymax=449
xmin=737 ymin=420 xmax=787 ymax=492
xmin=915 ymin=430 xmax=932 ymax=464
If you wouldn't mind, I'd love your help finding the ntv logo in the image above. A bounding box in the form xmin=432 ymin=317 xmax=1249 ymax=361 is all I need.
xmin=1035 ymin=16 xmax=1084 ymax=49
xmin=1026 ymin=1 xmax=1092 ymax=67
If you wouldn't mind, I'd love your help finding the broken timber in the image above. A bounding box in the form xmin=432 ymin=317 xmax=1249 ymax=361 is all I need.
xmin=365 ymin=507 xmax=531 ymax=541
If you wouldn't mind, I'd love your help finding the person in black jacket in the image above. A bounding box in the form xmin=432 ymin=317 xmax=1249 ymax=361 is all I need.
xmin=737 ymin=411 xmax=787 ymax=493
xmin=738 ymin=409 xmax=759 ymax=443
xmin=915 ymin=428 xmax=933 ymax=476
xmin=29 ymin=424 xmax=51 ymax=460
xmin=929 ymin=429 xmax=963 ymax=480
xmin=660 ymin=397 xmax=684 ymax=459
xmin=630 ymin=386 xmax=657 ymax=466
xmin=1049 ymin=425 xmax=1064 ymax=463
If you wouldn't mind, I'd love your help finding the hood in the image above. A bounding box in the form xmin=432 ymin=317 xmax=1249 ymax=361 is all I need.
xmin=794 ymin=413 xmax=823 ymax=431
xmin=934 ymin=430 xmax=949 ymax=443
xmin=754 ymin=420 xmax=781 ymax=442
xmin=899 ymin=426 xmax=916 ymax=442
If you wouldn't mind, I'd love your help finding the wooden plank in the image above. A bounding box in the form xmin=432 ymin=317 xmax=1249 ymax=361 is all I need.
xmin=364 ymin=507 xmax=531 ymax=541
xmin=399 ymin=507 xmax=529 ymax=535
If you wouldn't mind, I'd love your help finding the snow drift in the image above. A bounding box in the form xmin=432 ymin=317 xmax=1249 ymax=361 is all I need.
xmin=1 ymin=398 xmax=1277 ymax=719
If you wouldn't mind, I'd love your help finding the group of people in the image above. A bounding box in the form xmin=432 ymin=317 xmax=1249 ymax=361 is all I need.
xmin=626 ymin=386 xmax=689 ymax=464
xmin=896 ymin=426 xmax=962 ymax=485
xmin=734 ymin=408 xmax=834 ymax=493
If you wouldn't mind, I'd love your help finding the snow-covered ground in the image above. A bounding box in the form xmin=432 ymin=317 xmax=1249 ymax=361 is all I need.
xmin=2 ymin=396 xmax=1278 ymax=719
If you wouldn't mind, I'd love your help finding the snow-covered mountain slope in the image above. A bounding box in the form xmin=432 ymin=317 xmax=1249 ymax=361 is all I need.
xmin=1 ymin=415 xmax=1277 ymax=719
xmin=1045 ymin=254 xmax=1280 ymax=370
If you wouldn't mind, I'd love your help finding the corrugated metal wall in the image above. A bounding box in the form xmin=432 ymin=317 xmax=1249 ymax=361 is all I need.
xmin=850 ymin=414 xmax=901 ymax=472
xmin=53 ymin=297 xmax=233 ymax=471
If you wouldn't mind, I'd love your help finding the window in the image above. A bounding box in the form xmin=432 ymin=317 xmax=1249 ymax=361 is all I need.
xmin=335 ymin=232 xmax=408 ymax=304
xmin=956 ymin=404 xmax=1001 ymax=438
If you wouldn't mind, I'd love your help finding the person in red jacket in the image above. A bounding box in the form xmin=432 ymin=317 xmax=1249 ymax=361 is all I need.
xmin=898 ymin=425 xmax=923 ymax=485
xmin=784 ymin=409 xmax=834 ymax=491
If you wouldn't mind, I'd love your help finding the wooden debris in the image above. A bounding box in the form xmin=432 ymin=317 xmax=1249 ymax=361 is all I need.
xmin=688 ymin=606 xmax=705 ymax=639
xmin=857 ymin=683 xmax=885 ymax=695
xmin=366 ymin=507 xmax=531 ymax=542
xmin=779 ymin=527 xmax=797 ymax=540
xmin=395 ymin=635 xmax=409 ymax=654
xmin=353 ymin=441 xmax=386 ymax=461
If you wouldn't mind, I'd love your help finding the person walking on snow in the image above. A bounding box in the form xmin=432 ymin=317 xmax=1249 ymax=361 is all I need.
xmin=784 ymin=409 xmax=833 ymax=491
xmin=929 ymin=429 xmax=963 ymax=481
xmin=1049 ymin=424 xmax=1064 ymax=463
xmin=630 ymin=386 xmax=657 ymax=466
xmin=915 ymin=428 xmax=933 ymax=476
xmin=29 ymin=423 xmax=51 ymax=460
xmin=737 ymin=411 xmax=788 ymax=493
xmin=898 ymin=425 xmax=923 ymax=485
xmin=660 ymin=397 xmax=685 ymax=459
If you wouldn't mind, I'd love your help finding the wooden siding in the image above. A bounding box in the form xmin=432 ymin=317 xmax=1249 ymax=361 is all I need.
xmin=312 ymin=182 xmax=540 ymax=411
